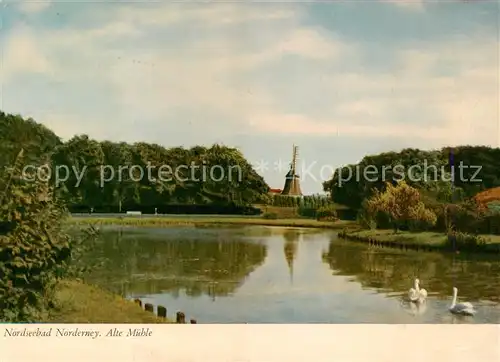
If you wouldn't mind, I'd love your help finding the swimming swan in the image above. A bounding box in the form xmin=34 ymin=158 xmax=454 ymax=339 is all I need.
xmin=408 ymin=279 xmax=427 ymax=303
xmin=415 ymin=279 xmax=427 ymax=301
xmin=449 ymin=287 xmax=476 ymax=316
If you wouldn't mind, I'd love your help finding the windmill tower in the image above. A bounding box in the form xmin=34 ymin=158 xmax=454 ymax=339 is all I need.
xmin=281 ymin=144 xmax=302 ymax=196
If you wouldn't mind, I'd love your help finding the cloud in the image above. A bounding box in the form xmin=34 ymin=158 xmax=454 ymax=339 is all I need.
xmin=2 ymin=24 xmax=52 ymax=79
xmin=2 ymin=4 xmax=348 ymax=132
xmin=273 ymin=28 xmax=351 ymax=60
xmin=114 ymin=4 xmax=296 ymax=27
xmin=16 ymin=1 xmax=52 ymax=14
xmin=246 ymin=33 xmax=499 ymax=147
xmin=383 ymin=0 xmax=425 ymax=11
xmin=2 ymin=2 xmax=498 ymax=152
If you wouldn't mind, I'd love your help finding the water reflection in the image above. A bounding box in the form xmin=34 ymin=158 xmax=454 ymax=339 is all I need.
xmin=81 ymin=227 xmax=500 ymax=323
xmin=399 ymin=299 xmax=428 ymax=316
xmin=322 ymin=237 xmax=500 ymax=303
xmin=84 ymin=227 xmax=268 ymax=298
xmin=283 ymin=229 xmax=299 ymax=283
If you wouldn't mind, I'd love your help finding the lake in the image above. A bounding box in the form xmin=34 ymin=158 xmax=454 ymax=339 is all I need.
xmin=85 ymin=226 xmax=500 ymax=323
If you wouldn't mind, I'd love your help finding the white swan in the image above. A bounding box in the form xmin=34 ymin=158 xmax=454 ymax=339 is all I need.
xmin=449 ymin=287 xmax=476 ymax=316
xmin=408 ymin=278 xmax=426 ymax=303
xmin=415 ymin=279 xmax=427 ymax=301
xmin=408 ymin=279 xmax=419 ymax=301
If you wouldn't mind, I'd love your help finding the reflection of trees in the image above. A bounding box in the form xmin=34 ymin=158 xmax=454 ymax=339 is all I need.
xmin=322 ymin=238 xmax=500 ymax=302
xmin=83 ymin=229 xmax=267 ymax=298
xmin=282 ymin=230 xmax=300 ymax=282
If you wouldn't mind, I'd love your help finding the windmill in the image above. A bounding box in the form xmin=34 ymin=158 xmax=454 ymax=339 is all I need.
xmin=281 ymin=144 xmax=302 ymax=196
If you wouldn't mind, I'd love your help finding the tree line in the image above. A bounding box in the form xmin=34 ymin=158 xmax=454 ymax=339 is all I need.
xmin=261 ymin=194 xmax=346 ymax=220
xmin=323 ymin=147 xmax=500 ymax=210
xmin=269 ymin=194 xmax=331 ymax=208
xmin=0 ymin=112 xmax=270 ymax=213
xmin=324 ymin=147 xmax=500 ymax=235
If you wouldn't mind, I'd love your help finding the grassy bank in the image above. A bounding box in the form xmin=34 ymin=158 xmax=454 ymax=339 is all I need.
xmin=339 ymin=229 xmax=500 ymax=254
xmin=67 ymin=215 xmax=358 ymax=230
xmin=46 ymin=280 xmax=171 ymax=323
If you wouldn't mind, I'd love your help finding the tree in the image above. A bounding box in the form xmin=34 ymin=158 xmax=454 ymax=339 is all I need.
xmin=0 ymin=112 xmax=61 ymax=170
xmin=51 ymin=135 xmax=105 ymax=207
xmin=365 ymin=181 xmax=437 ymax=232
xmin=0 ymin=150 xmax=71 ymax=321
xmin=323 ymin=146 xmax=500 ymax=210
xmin=100 ymin=141 xmax=136 ymax=212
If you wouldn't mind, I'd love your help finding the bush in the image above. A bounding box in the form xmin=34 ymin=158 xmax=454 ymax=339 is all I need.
xmin=297 ymin=207 xmax=316 ymax=218
xmin=364 ymin=181 xmax=437 ymax=232
xmin=0 ymin=150 xmax=97 ymax=322
xmin=262 ymin=212 xmax=278 ymax=219
xmin=356 ymin=212 xmax=377 ymax=229
xmin=445 ymin=231 xmax=488 ymax=250
xmin=357 ymin=199 xmax=390 ymax=229
xmin=315 ymin=206 xmax=338 ymax=221
xmin=479 ymin=211 xmax=500 ymax=234
xmin=437 ymin=201 xmax=500 ymax=234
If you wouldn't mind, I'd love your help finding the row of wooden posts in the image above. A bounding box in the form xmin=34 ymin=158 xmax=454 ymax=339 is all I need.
xmin=134 ymin=299 xmax=197 ymax=324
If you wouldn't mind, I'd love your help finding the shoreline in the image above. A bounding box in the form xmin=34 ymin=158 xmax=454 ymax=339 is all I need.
xmin=339 ymin=229 xmax=500 ymax=255
xmin=68 ymin=214 xmax=500 ymax=255
xmin=67 ymin=215 xmax=359 ymax=230
xmin=46 ymin=280 xmax=172 ymax=323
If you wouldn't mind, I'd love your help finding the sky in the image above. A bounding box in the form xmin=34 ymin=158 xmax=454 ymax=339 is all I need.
xmin=1 ymin=0 xmax=499 ymax=193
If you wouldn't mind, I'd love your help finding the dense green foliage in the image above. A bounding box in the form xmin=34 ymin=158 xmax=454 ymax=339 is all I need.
xmin=267 ymin=194 xmax=354 ymax=220
xmin=0 ymin=111 xmax=61 ymax=169
xmin=362 ymin=192 xmax=500 ymax=235
xmin=0 ymin=112 xmax=269 ymax=211
xmin=364 ymin=181 xmax=437 ymax=232
xmin=315 ymin=206 xmax=338 ymax=221
xmin=445 ymin=231 xmax=488 ymax=251
xmin=262 ymin=212 xmax=279 ymax=219
xmin=52 ymin=137 xmax=268 ymax=209
xmin=323 ymin=147 xmax=500 ymax=210
xmin=324 ymin=147 xmax=500 ymax=235
xmin=0 ymin=150 xmax=78 ymax=322
xmin=270 ymin=194 xmax=331 ymax=208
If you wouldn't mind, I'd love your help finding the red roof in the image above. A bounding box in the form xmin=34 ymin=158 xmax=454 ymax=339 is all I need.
xmin=269 ymin=188 xmax=282 ymax=193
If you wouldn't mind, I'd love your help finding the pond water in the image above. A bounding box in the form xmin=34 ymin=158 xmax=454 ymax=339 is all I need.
xmin=85 ymin=226 xmax=500 ymax=323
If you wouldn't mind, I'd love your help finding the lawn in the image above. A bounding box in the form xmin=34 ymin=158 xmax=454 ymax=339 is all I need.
xmin=341 ymin=229 xmax=500 ymax=253
xmin=46 ymin=280 xmax=171 ymax=323
xmin=350 ymin=229 xmax=500 ymax=244
xmin=67 ymin=215 xmax=358 ymax=230
xmin=349 ymin=229 xmax=448 ymax=246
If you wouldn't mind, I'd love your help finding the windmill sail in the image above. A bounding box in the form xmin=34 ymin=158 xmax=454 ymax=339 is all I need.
xmin=281 ymin=145 xmax=302 ymax=196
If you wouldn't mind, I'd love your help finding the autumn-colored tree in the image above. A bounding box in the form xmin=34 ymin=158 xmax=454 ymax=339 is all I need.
xmin=365 ymin=181 xmax=437 ymax=232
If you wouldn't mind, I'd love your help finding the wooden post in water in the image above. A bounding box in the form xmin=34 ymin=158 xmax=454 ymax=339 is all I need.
xmin=157 ymin=305 xmax=167 ymax=318
xmin=176 ymin=311 xmax=185 ymax=323
xmin=145 ymin=303 xmax=154 ymax=313
xmin=134 ymin=299 xmax=142 ymax=308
